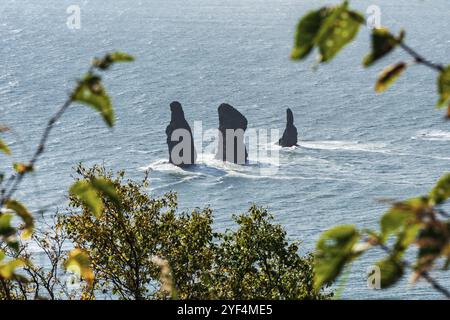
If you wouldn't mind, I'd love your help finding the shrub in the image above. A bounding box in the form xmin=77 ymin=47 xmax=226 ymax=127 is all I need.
xmin=60 ymin=164 xmax=331 ymax=300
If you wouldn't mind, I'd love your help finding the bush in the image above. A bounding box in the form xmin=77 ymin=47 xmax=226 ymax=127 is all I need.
xmin=60 ymin=164 xmax=331 ymax=300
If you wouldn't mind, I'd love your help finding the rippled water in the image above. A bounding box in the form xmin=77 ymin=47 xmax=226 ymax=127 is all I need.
xmin=1 ymin=0 xmax=450 ymax=299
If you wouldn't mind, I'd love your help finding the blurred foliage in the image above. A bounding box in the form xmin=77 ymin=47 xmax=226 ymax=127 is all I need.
xmin=314 ymin=177 xmax=450 ymax=293
xmin=0 ymin=48 xmax=328 ymax=300
xmin=291 ymin=1 xmax=364 ymax=62
xmin=61 ymin=164 xmax=331 ymax=300
xmin=292 ymin=1 xmax=450 ymax=297
xmin=0 ymin=138 xmax=11 ymax=155
xmin=0 ymin=52 xmax=133 ymax=299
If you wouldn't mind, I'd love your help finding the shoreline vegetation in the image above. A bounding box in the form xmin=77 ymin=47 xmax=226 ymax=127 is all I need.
xmin=2 ymin=0 xmax=450 ymax=300
xmin=0 ymin=52 xmax=329 ymax=300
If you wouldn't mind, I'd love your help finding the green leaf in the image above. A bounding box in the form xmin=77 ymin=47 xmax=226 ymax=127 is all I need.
xmin=381 ymin=207 xmax=414 ymax=242
xmin=291 ymin=2 xmax=363 ymax=63
xmin=73 ymin=74 xmax=114 ymax=127
xmin=375 ymin=256 xmax=404 ymax=288
xmin=69 ymin=180 xmax=103 ymax=217
xmin=363 ymin=28 xmax=404 ymax=67
xmin=0 ymin=138 xmax=11 ymax=155
xmin=429 ymin=173 xmax=450 ymax=205
xmin=437 ymin=66 xmax=450 ymax=108
xmin=5 ymin=200 xmax=34 ymax=239
xmin=69 ymin=178 xmax=120 ymax=217
xmin=64 ymin=248 xmax=94 ymax=285
xmin=90 ymin=178 xmax=121 ymax=207
xmin=316 ymin=3 xmax=364 ymax=63
xmin=0 ymin=258 xmax=26 ymax=279
xmin=291 ymin=8 xmax=328 ymax=60
xmin=109 ymin=52 xmax=134 ymax=63
xmin=0 ymin=213 xmax=19 ymax=251
xmin=314 ymin=225 xmax=360 ymax=290
xmin=393 ymin=223 xmax=421 ymax=257
xmin=0 ymin=214 xmax=16 ymax=238
xmin=375 ymin=62 xmax=407 ymax=93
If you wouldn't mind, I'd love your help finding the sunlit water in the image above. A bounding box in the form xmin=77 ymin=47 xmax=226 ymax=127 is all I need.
xmin=1 ymin=0 xmax=450 ymax=299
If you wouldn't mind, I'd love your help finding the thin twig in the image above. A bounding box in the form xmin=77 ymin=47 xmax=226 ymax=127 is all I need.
xmin=1 ymin=98 xmax=73 ymax=205
xmin=400 ymin=42 xmax=445 ymax=72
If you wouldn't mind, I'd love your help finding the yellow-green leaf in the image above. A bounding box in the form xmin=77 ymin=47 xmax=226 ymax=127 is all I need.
xmin=375 ymin=256 xmax=404 ymax=288
xmin=381 ymin=197 xmax=427 ymax=241
xmin=109 ymin=52 xmax=134 ymax=62
xmin=375 ymin=62 xmax=407 ymax=93
xmin=93 ymin=52 xmax=134 ymax=70
xmin=437 ymin=66 xmax=450 ymax=108
xmin=64 ymin=248 xmax=94 ymax=285
xmin=314 ymin=225 xmax=360 ymax=290
xmin=69 ymin=178 xmax=120 ymax=217
xmin=13 ymin=163 xmax=34 ymax=174
xmin=393 ymin=223 xmax=421 ymax=256
xmin=381 ymin=207 xmax=413 ymax=242
xmin=70 ymin=180 xmax=104 ymax=217
xmin=0 ymin=214 xmax=16 ymax=238
xmin=291 ymin=8 xmax=328 ymax=60
xmin=90 ymin=178 xmax=121 ymax=207
xmin=429 ymin=173 xmax=450 ymax=205
xmin=291 ymin=2 xmax=364 ymax=63
xmin=73 ymin=74 xmax=114 ymax=127
xmin=5 ymin=200 xmax=34 ymax=239
xmin=316 ymin=3 xmax=364 ymax=63
xmin=0 ymin=138 xmax=11 ymax=155
xmin=0 ymin=258 xmax=26 ymax=279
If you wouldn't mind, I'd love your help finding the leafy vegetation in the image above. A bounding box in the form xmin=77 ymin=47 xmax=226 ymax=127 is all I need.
xmin=292 ymin=1 xmax=450 ymax=297
xmin=0 ymin=51 xmax=134 ymax=298
xmin=3 ymin=0 xmax=448 ymax=300
xmin=0 ymin=51 xmax=326 ymax=299
xmin=60 ymin=164 xmax=330 ymax=300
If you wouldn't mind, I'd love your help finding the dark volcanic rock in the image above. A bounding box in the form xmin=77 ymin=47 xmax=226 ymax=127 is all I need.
xmin=278 ymin=108 xmax=298 ymax=147
xmin=216 ymin=103 xmax=248 ymax=164
xmin=165 ymin=101 xmax=197 ymax=166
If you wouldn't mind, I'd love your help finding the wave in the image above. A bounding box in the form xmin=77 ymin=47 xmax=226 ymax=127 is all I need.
xmin=298 ymin=140 xmax=388 ymax=153
xmin=9 ymin=28 xmax=23 ymax=35
xmin=139 ymin=151 xmax=282 ymax=180
xmin=138 ymin=151 xmax=356 ymax=185
xmin=412 ymin=129 xmax=450 ymax=141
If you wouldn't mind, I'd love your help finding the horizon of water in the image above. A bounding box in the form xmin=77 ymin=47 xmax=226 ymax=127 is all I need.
xmin=1 ymin=0 xmax=450 ymax=299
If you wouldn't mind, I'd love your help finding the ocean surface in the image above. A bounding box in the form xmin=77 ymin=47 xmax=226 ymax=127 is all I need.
xmin=1 ymin=0 xmax=450 ymax=299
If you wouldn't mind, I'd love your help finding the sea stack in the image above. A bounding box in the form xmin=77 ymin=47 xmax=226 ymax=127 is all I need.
xmin=278 ymin=108 xmax=298 ymax=147
xmin=216 ymin=103 xmax=248 ymax=164
xmin=166 ymin=101 xmax=197 ymax=167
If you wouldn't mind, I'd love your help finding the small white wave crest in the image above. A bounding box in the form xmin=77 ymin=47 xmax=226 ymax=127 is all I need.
xmin=412 ymin=129 xmax=450 ymax=141
xmin=298 ymin=140 xmax=387 ymax=153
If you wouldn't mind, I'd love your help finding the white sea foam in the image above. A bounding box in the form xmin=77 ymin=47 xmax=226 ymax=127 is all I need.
xmin=298 ymin=140 xmax=388 ymax=153
xmin=139 ymin=151 xmax=282 ymax=180
xmin=412 ymin=129 xmax=450 ymax=141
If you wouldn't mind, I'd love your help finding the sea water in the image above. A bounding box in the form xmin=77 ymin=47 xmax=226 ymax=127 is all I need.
xmin=1 ymin=0 xmax=450 ymax=299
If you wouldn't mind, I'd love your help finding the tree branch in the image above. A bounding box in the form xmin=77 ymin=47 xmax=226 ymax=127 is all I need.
xmin=1 ymin=97 xmax=73 ymax=205
xmin=399 ymin=42 xmax=445 ymax=72
xmin=376 ymin=241 xmax=450 ymax=299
